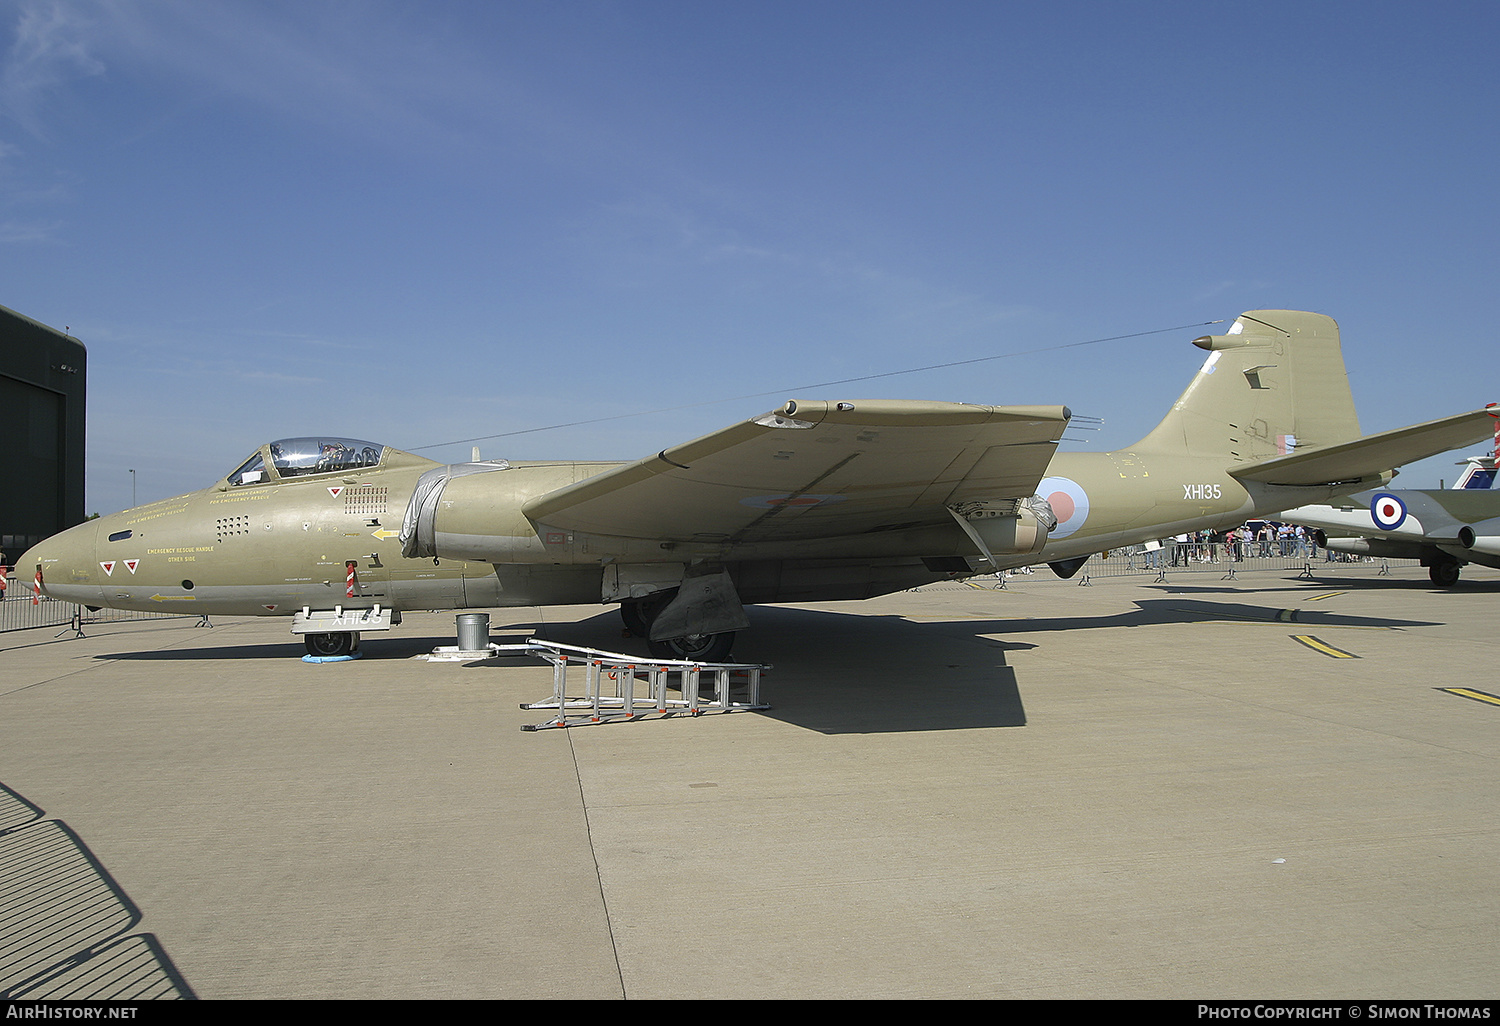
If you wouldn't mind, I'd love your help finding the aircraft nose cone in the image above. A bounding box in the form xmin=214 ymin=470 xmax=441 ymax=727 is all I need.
xmin=20 ymin=519 xmax=102 ymax=604
xmin=18 ymin=538 xmax=56 ymax=600
xmin=16 ymin=541 xmax=44 ymax=595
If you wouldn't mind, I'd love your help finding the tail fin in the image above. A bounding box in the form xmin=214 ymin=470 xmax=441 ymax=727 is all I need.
xmin=1452 ymin=455 xmax=1497 ymax=489
xmin=1135 ymin=310 xmax=1360 ymax=461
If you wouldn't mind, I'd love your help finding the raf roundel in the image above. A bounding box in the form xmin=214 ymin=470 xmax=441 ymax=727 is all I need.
xmin=1037 ymin=476 xmax=1090 ymax=539
xmin=1369 ymin=492 xmax=1407 ymax=531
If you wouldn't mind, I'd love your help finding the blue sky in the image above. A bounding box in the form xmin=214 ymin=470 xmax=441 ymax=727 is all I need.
xmin=3 ymin=0 xmax=1498 ymax=514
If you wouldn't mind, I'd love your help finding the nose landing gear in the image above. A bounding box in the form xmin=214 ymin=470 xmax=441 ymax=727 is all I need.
xmin=304 ymin=631 xmax=359 ymax=657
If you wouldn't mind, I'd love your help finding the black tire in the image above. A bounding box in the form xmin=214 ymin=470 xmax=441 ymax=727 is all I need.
xmin=305 ymin=631 xmax=357 ymax=657
xmin=647 ymin=631 xmax=736 ymax=663
xmin=619 ymin=601 xmax=651 ymax=637
xmin=1429 ymin=562 xmax=1462 ymax=587
xmin=620 ymin=590 xmax=677 ymax=637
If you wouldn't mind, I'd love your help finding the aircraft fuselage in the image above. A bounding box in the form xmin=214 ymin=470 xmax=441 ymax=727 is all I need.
xmin=28 ymin=445 xmax=1346 ymax=617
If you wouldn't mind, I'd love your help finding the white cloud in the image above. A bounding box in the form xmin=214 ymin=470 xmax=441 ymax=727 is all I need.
xmin=0 ymin=217 xmax=62 ymax=243
xmin=0 ymin=0 xmax=107 ymax=138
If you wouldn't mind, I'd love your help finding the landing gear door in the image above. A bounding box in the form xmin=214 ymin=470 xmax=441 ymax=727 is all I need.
xmin=601 ymin=563 xmax=686 ymax=603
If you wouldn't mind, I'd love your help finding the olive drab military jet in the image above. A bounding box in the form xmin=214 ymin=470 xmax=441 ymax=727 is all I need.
xmin=22 ymin=311 xmax=1496 ymax=659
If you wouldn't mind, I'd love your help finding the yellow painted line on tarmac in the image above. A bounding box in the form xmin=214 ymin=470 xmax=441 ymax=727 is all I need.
xmin=1438 ymin=688 xmax=1500 ymax=707
xmin=1290 ymin=635 xmax=1359 ymax=658
xmin=1304 ymin=592 xmax=1345 ymax=602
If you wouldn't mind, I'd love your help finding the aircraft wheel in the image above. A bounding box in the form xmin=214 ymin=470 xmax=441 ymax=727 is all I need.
xmin=648 ymin=631 xmax=735 ymax=663
xmin=620 ymin=590 xmax=676 ymax=636
xmin=1429 ymin=562 xmax=1462 ymax=588
xmin=619 ymin=601 xmax=650 ymax=636
xmin=305 ymin=631 xmax=357 ymax=657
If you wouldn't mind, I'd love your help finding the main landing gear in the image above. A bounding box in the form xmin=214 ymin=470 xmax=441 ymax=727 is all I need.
xmin=620 ymin=591 xmax=737 ymax=662
xmin=1428 ymin=560 xmax=1463 ymax=588
xmin=648 ymin=630 xmax=737 ymax=662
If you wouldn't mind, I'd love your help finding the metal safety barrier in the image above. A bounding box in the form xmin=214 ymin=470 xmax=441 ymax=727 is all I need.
xmin=0 ymin=588 xmax=190 ymax=635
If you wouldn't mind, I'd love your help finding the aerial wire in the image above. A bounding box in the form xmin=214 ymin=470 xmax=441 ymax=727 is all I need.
xmin=410 ymin=318 xmax=1223 ymax=453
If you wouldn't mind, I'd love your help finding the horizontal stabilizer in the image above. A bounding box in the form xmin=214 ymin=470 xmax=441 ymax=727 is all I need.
xmin=1229 ymin=408 xmax=1495 ymax=486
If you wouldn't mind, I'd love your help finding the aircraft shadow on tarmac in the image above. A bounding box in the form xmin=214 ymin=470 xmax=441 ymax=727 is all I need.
xmin=91 ymin=595 xmax=1440 ymax=735
xmin=949 ymin=596 xmax=1442 ymax=634
xmin=82 ymin=615 xmax=1027 ymax=734
xmin=518 ymin=596 xmax=1437 ymax=735
xmin=92 ymin=634 xmax=496 ymax=662
xmin=0 ymin=782 xmax=196 ymax=1000
xmin=566 ymin=591 xmax=1443 ymax=730
xmin=524 ymin=607 xmax=1027 ymax=734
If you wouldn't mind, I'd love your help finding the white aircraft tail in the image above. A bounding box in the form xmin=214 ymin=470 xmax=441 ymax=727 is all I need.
xmin=1452 ymin=454 xmax=1498 ymax=489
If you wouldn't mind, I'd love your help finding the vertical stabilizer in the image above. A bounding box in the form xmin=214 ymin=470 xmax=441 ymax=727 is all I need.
xmin=1452 ymin=455 xmax=1498 ymax=489
xmin=1134 ymin=310 xmax=1360 ymax=463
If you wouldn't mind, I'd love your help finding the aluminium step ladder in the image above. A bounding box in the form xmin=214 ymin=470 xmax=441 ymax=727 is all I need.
xmin=506 ymin=640 xmax=770 ymax=730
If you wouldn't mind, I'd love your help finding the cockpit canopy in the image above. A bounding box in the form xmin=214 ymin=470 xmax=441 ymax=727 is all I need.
xmin=228 ymin=437 xmax=386 ymax=486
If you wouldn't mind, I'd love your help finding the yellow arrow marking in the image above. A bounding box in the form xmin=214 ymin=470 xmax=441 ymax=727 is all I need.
xmin=1290 ymin=635 xmax=1357 ymax=658
xmin=372 ymin=529 xmax=400 ymax=540
xmin=1438 ymin=688 xmax=1500 ymax=707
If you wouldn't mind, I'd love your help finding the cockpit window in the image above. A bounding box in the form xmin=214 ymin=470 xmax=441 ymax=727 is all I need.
xmin=269 ymin=438 xmax=384 ymax=478
xmin=228 ymin=452 xmax=268 ymax=486
xmin=227 ymin=438 xmax=385 ymax=487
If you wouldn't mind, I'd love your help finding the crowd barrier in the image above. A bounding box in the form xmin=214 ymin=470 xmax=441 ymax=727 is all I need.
xmin=0 ymin=586 xmax=187 ymax=634
xmin=980 ymin=541 xmax=1413 ymax=581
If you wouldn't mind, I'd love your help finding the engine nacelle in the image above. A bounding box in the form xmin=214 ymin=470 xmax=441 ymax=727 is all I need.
xmin=969 ymin=508 xmax=1050 ymax=555
xmin=950 ymin=496 xmax=1054 ymax=560
xmin=1456 ymin=524 xmax=1500 ymax=556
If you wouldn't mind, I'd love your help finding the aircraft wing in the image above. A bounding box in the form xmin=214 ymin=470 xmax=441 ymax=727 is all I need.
xmin=522 ymin=400 xmax=1072 ymax=543
xmin=1228 ymin=408 xmax=1496 ymax=486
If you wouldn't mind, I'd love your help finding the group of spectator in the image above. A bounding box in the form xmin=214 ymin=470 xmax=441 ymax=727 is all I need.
xmin=1169 ymin=522 xmax=1311 ymax=564
xmin=1138 ymin=521 xmax=1359 ymax=567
